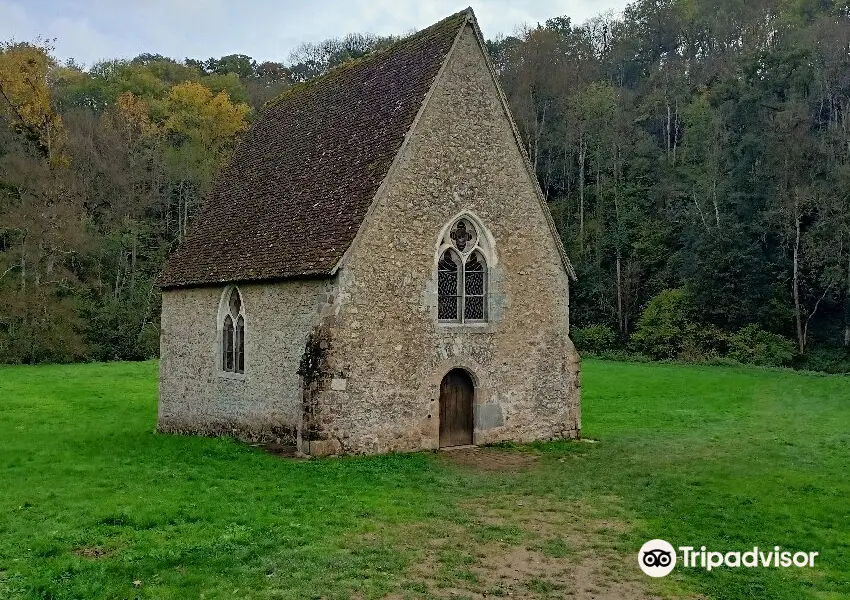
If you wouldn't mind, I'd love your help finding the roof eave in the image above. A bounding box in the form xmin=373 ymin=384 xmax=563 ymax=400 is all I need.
xmin=159 ymin=271 xmax=335 ymax=291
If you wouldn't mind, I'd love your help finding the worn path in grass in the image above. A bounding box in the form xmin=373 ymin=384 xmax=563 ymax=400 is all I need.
xmin=0 ymin=360 xmax=847 ymax=599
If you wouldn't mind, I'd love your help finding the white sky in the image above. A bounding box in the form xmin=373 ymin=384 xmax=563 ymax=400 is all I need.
xmin=0 ymin=0 xmax=630 ymax=67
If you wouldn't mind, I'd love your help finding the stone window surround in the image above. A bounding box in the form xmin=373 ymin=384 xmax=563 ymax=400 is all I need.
xmin=435 ymin=209 xmax=497 ymax=327
xmin=216 ymin=285 xmax=247 ymax=380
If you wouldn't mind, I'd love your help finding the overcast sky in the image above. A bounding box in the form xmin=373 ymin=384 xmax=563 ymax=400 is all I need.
xmin=0 ymin=0 xmax=629 ymax=67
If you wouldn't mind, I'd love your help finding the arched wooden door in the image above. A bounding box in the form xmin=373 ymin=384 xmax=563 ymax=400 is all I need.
xmin=439 ymin=369 xmax=474 ymax=447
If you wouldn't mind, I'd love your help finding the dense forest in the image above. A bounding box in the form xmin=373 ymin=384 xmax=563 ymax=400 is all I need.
xmin=1 ymin=0 xmax=849 ymax=371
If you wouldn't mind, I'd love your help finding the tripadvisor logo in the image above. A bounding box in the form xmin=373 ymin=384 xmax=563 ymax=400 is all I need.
xmin=639 ymin=540 xmax=819 ymax=577
xmin=639 ymin=539 xmax=676 ymax=577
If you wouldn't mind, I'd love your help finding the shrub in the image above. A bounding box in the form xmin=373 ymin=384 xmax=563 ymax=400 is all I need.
xmin=680 ymin=324 xmax=728 ymax=362
xmin=630 ymin=288 xmax=726 ymax=361
xmin=727 ymin=325 xmax=795 ymax=367
xmin=591 ymin=349 xmax=654 ymax=363
xmin=796 ymin=346 xmax=850 ymax=374
xmin=631 ymin=288 xmax=694 ymax=359
xmin=572 ymin=324 xmax=617 ymax=354
xmin=0 ymin=293 xmax=85 ymax=364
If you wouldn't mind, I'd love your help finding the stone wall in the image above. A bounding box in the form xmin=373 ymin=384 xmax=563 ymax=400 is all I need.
xmin=158 ymin=279 xmax=329 ymax=442
xmin=303 ymin=24 xmax=580 ymax=455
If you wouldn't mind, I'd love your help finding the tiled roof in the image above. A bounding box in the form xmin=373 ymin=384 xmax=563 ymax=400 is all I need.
xmin=158 ymin=10 xmax=470 ymax=288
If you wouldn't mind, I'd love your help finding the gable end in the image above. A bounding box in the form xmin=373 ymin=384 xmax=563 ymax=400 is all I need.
xmin=334 ymin=11 xmax=576 ymax=282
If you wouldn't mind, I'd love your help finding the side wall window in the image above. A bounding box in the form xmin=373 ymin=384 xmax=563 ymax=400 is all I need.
xmin=437 ymin=217 xmax=491 ymax=323
xmin=221 ymin=287 xmax=245 ymax=373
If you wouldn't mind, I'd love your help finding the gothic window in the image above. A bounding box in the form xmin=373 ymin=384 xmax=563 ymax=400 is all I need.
xmin=221 ymin=287 xmax=245 ymax=374
xmin=437 ymin=217 xmax=491 ymax=323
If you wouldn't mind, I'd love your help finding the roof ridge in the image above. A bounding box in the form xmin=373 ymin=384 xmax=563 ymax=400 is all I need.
xmin=264 ymin=9 xmax=471 ymax=110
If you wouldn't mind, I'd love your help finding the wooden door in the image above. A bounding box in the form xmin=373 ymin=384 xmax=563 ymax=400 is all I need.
xmin=439 ymin=369 xmax=474 ymax=447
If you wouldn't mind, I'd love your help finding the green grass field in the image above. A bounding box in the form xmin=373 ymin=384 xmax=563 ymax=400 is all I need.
xmin=0 ymin=360 xmax=847 ymax=600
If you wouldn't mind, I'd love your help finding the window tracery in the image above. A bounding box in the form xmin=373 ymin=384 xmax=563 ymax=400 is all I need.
xmin=437 ymin=217 xmax=491 ymax=323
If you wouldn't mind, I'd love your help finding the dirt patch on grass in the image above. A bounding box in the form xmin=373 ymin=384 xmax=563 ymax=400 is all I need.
xmin=352 ymin=448 xmax=699 ymax=599
xmin=461 ymin=494 xmax=632 ymax=541
xmin=72 ymin=546 xmax=113 ymax=559
xmin=468 ymin=496 xmax=663 ymax=598
xmin=473 ymin=542 xmax=660 ymax=600
xmin=392 ymin=537 xmax=664 ymax=599
xmin=438 ymin=446 xmax=539 ymax=472
xmin=375 ymin=493 xmax=694 ymax=600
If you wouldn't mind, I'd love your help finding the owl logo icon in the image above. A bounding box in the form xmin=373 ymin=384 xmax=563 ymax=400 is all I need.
xmin=638 ymin=539 xmax=677 ymax=577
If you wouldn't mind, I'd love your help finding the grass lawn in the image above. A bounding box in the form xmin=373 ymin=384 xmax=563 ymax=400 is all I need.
xmin=0 ymin=359 xmax=847 ymax=599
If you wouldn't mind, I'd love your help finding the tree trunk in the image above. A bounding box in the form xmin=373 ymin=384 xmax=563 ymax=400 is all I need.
xmin=672 ymin=99 xmax=678 ymax=165
xmin=613 ymin=139 xmax=623 ymax=335
xmin=46 ymin=121 xmax=52 ymax=165
xmin=845 ymin=251 xmax=850 ymax=347
xmin=532 ymin=107 xmax=546 ymax=172
xmin=177 ymin=182 xmax=182 ymax=242
xmin=578 ymin=137 xmax=586 ymax=251
xmin=616 ymin=252 xmax=623 ymax=334
xmin=560 ymin=147 xmax=570 ymax=230
xmin=804 ymin=285 xmax=832 ymax=353
xmin=130 ymin=227 xmax=137 ymax=288
xmin=20 ymin=235 xmax=26 ymax=295
xmin=793 ymin=200 xmax=804 ymax=354
xmin=693 ymin=189 xmax=709 ymax=230
xmin=712 ymin=177 xmax=720 ymax=228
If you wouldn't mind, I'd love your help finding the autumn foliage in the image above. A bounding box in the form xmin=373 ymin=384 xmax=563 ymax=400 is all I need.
xmin=0 ymin=43 xmax=253 ymax=362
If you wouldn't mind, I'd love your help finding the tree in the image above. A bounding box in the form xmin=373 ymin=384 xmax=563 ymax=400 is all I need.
xmin=156 ymin=82 xmax=249 ymax=240
xmin=0 ymin=41 xmax=66 ymax=164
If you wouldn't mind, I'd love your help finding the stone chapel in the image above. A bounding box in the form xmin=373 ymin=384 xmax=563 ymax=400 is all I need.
xmin=157 ymin=8 xmax=581 ymax=455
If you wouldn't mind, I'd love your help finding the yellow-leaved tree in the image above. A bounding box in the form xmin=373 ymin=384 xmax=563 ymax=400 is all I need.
xmin=154 ymin=81 xmax=250 ymax=240
xmin=115 ymin=91 xmax=157 ymax=141
xmin=0 ymin=42 xmax=66 ymax=165
xmin=161 ymin=81 xmax=249 ymax=153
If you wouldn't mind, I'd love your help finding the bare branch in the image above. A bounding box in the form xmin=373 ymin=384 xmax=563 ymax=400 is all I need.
xmin=803 ymin=282 xmax=835 ymax=351
xmin=0 ymin=263 xmax=20 ymax=282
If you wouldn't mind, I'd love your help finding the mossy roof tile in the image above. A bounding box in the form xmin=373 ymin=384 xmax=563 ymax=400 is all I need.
xmin=159 ymin=10 xmax=470 ymax=288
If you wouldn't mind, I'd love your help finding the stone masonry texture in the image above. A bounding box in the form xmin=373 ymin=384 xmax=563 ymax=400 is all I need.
xmin=157 ymin=20 xmax=580 ymax=454
xmin=158 ymin=280 xmax=329 ymax=442
xmin=301 ymin=24 xmax=580 ymax=455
